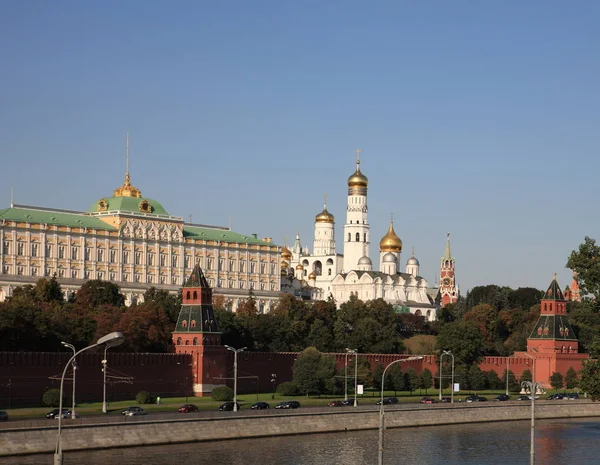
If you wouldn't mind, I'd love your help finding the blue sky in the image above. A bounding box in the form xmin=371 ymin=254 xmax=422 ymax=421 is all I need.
xmin=1 ymin=1 xmax=599 ymax=293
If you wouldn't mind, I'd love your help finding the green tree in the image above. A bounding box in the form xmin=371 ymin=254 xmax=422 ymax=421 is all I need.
xmin=436 ymin=321 xmax=484 ymax=366
xmin=76 ymin=280 xmax=125 ymax=308
xmin=567 ymin=237 xmax=600 ymax=300
xmin=372 ymin=363 xmax=385 ymax=391
xmin=143 ymin=287 xmax=181 ymax=324
xmin=404 ymin=368 xmax=420 ymax=395
xmin=388 ymin=364 xmax=404 ymax=394
xmin=501 ymin=370 xmax=520 ymax=393
xmin=566 ymin=367 xmax=579 ymax=389
xmin=420 ymin=368 xmax=433 ymax=394
xmin=467 ymin=365 xmax=487 ymax=391
xmin=520 ymin=369 xmax=532 ymax=384
xmin=485 ymin=370 xmax=503 ymax=390
xmin=579 ymin=359 xmax=600 ymax=401
xmin=293 ymin=347 xmax=336 ymax=396
xmin=550 ymin=372 xmax=564 ymax=391
xmin=35 ymin=276 xmax=64 ymax=303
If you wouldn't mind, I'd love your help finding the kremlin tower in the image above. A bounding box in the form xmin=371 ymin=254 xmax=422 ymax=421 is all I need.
xmin=439 ymin=233 xmax=459 ymax=306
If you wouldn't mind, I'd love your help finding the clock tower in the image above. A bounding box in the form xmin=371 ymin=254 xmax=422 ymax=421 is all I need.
xmin=440 ymin=233 xmax=458 ymax=307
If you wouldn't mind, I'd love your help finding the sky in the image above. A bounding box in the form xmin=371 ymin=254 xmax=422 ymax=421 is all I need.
xmin=1 ymin=1 xmax=599 ymax=293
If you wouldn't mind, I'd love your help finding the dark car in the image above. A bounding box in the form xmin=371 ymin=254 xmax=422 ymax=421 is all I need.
xmin=178 ymin=404 xmax=199 ymax=413
xmin=466 ymin=395 xmax=487 ymax=402
xmin=218 ymin=402 xmax=240 ymax=411
xmin=0 ymin=411 xmax=8 ymax=422
xmin=328 ymin=400 xmax=344 ymax=407
xmin=495 ymin=394 xmax=510 ymax=401
xmin=440 ymin=397 xmax=452 ymax=403
xmin=275 ymin=401 xmax=301 ymax=409
xmin=567 ymin=393 xmax=579 ymax=400
xmin=46 ymin=408 xmax=69 ymax=419
xmin=376 ymin=397 xmax=399 ymax=406
xmin=420 ymin=397 xmax=437 ymax=404
xmin=546 ymin=394 xmax=564 ymax=400
xmin=122 ymin=406 xmax=145 ymax=416
xmin=516 ymin=395 xmax=530 ymax=401
xmin=342 ymin=399 xmax=356 ymax=406
xmin=250 ymin=402 xmax=270 ymax=410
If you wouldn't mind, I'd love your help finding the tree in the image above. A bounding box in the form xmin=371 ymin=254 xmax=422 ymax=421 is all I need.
xmin=293 ymin=347 xmax=336 ymax=396
xmin=579 ymin=359 xmax=600 ymax=401
xmin=420 ymin=368 xmax=433 ymax=394
xmin=567 ymin=237 xmax=600 ymax=300
xmin=404 ymin=368 xmax=420 ymax=395
xmin=144 ymin=287 xmax=181 ymax=324
xmin=508 ymin=287 xmax=542 ymax=311
xmin=550 ymin=372 xmax=564 ymax=391
xmin=117 ymin=301 xmax=172 ymax=352
xmin=237 ymin=288 xmax=258 ymax=316
xmin=520 ymin=369 xmax=532 ymax=384
xmin=566 ymin=367 xmax=579 ymax=389
xmin=76 ymin=280 xmax=125 ymax=308
xmin=485 ymin=370 xmax=503 ymax=390
xmin=501 ymin=370 xmax=520 ymax=393
xmin=372 ymin=363 xmax=385 ymax=391
xmin=388 ymin=364 xmax=404 ymax=394
xmin=35 ymin=276 xmax=64 ymax=303
xmin=436 ymin=321 xmax=484 ymax=366
xmin=467 ymin=365 xmax=487 ymax=392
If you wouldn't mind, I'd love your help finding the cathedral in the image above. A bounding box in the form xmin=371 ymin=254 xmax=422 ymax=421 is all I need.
xmin=282 ymin=153 xmax=459 ymax=321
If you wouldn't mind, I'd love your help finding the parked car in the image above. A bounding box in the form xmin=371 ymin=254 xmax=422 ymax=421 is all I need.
xmin=0 ymin=411 xmax=8 ymax=422
xmin=567 ymin=393 xmax=579 ymax=400
xmin=46 ymin=408 xmax=69 ymax=419
xmin=546 ymin=393 xmax=564 ymax=400
xmin=342 ymin=399 xmax=356 ymax=406
xmin=516 ymin=395 xmax=530 ymax=401
xmin=274 ymin=401 xmax=301 ymax=409
xmin=250 ymin=402 xmax=270 ymax=410
xmin=55 ymin=411 xmax=79 ymax=419
xmin=466 ymin=395 xmax=487 ymax=402
xmin=495 ymin=395 xmax=510 ymax=401
xmin=122 ymin=406 xmax=145 ymax=416
xmin=376 ymin=397 xmax=399 ymax=406
xmin=440 ymin=397 xmax=452 ymax=403
xmin=218 ymin=402 xmax=240 ymax=411
xmin=328 ymin=400 xmax=344 ymax=407
xmin=420 ymin=397 xmax=437 ymax=404
xmin=177 ymin=404 xmax=199 ymax=413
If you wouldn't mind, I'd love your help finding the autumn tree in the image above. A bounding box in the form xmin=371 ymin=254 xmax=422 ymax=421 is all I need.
xmin=580 ymin=359 xmax=600 ymax=401
xmin=436 ymin=320 xmax=484 ymax=366
xmin=76 ymin=280 xmax=125 ymax=308
xmin=566 ymin=237 xmax=600 ymax=300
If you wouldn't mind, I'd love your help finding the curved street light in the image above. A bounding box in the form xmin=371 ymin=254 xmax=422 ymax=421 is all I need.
xmin=55 ymin=331 xmax=125 ymax=465
xmin=346 ymin=348 xmax=358 ymax=406
xmin=378 ymin=356 xmax=423 ymax=465
xmin=521 ymin=349 xmax=538 ymax=465
xmin=441 ymin=350 xmax=455 ymax=404
xmin=60 ymin=342 xmax=77 ymax=420
xmin=225 ymin=345 xmax=247 ymax=412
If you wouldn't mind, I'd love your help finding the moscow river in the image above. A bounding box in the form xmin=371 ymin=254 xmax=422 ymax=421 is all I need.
xmin=4 ymin=418 xmax=600 ymax=465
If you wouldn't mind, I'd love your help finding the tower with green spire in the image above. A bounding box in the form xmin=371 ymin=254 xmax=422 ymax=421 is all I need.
xmin=440 ymin=233 xmax=458 ymax=306
xmin=172 ymin=264 xmax=228 ymax=396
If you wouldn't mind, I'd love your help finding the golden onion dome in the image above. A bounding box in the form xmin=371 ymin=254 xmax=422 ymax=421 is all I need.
xmin=347 ymin=167 xmax=368 ymax=188
xmin=308 ymin=271 xmax=316 ymax=280
xmin=379 ymin=221 xmax=402 ymax=253
xmin=315 ymin=206 xmax=335 ymax=223
xmin=281 ymin=260 xmax=289 ymax=268
xmin=295 ymin=264 xmax=304 ymax=270
xmin=281 ymin=245 xmax=292 ymax=260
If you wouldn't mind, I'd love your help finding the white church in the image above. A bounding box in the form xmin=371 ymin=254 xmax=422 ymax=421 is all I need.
xmin=281 ymin=154 xmax=441 ymax=322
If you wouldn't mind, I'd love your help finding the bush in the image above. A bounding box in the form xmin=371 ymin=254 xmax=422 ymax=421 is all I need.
xmin=211 ymin=386 xmax=234 ymax=401
xmin=276 ymin=381 xmax=300 ymax=396
xmin=42 ymin=388 xmax=62 ymax=407
xmin=136 ymin=391 xmax=156 ymax=404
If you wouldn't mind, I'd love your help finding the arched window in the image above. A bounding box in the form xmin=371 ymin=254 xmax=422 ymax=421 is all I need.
xmin=182 ymin=320 xmax=187 ymax=328
xmin=356 ymin=232 xmax=360 ymax=241
xmin=364 ymin=233 xmax=367 ymax=242
xmin=193 ymin=291 xmax=198 ymax=299
xmin=186 ymin=291 xmax=191 ymax=299
xmin=348 ymin=233 xmax=351 ymax=242
xmin=193 ymin=337 xmax=199 ymax=345
xmin=328 ymin=268 xmax=332 ymax=276
xmin=176 ymin=337 xmax=182 ymax=345
xmin=191 ymin=320 xmax=197 ymax=328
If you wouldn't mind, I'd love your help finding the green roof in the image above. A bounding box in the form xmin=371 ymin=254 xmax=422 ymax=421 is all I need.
xmin=528 ymin=315 xmax=577 ymax=341
xmin=175 ymin=305 xmax=220 ymax=333
xmin=542 ymin=278 xmax=565 ymax=301
xmin=183 ymin=225 xmax=274 ymax=245
xmin=0 ymin=206 xmax=116 ymax=230
xmin=87 ymin=197 xmax=170 ymax=216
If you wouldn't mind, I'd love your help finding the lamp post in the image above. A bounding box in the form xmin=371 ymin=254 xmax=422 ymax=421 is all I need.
xmin=271 ymin=373 xmax=277 ymax=400
xmin=442 ymin=350 xmax=455 ymax=403
xmin=438 ymin=353 xmax=443 ymax=401
xmin=378 ymin=356 xmax=423 ymax=465
xmin=55 ymin=331 xmax=124 ymax=465
xmin=522 ymin=350 xmax=538 ymax=465
xmin=346 ymin=348 xmax=358 ymax=406
xmin=506 ymin=357 xmax=510 ymax=396
xmin=344 ymin=351 xmax=349 ymax=402
xmin=61 ymin=342 xmax=77 ymax=419
xmin=101 ymin=344 xmax=113 ymax=414
xmin=225 ymin=345 xmax=246 ymax=412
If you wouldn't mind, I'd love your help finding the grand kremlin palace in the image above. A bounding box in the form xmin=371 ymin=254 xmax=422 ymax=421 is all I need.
xmin=0 ymin=172 xmax=282 ymax=312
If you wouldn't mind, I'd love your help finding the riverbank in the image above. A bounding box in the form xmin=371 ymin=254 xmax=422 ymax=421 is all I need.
xmin=1 ymin=402 xmax=599 ymax=457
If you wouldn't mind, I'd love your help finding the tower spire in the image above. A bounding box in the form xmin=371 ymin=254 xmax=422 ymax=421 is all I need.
xmin=10 ymin=187 xmax=14 ymax=208
xmin=126 ymin=131 xmax=130 ymax=175
xmin=356 ymin=148 xmax=361 ymax=168
xmin=444 ymin=232 xmax=452 ymax=260
xmin=324 ymin=192 xmax=328 ymax=209
xmin=113 ymin=133 xmax=142 ymax=198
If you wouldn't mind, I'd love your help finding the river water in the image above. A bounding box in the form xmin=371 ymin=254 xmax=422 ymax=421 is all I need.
xmin=5 ymin=418 xmax=600 ymax=465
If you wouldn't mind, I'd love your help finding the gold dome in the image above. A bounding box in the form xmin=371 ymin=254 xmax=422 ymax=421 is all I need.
xmin=315 ymin=206 xmax=335 ymax=223
xmin=295 ymin=264 xmax=304 ymax=270
xmin=347 ymin=167 xmax=368 ymax=188
xmin=281 ymin=245 xmax=292 ymax=260
xmin=308 ymin=271 xmax=316 ymax=280
xmin=379 ymin=221 xmax=402 ymax=253
xmin=113 ymin=172 xmax=142 ymax=198
xmin=281 ymin=260 xmax=289 ymax=268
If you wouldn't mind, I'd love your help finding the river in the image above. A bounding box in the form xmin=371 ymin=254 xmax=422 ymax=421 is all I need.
xmin=4 ymin=418 xmax=600 ymax=464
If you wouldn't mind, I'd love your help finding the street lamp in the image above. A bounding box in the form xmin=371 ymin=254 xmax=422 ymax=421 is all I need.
xmin=61 ymin=342 xmax=77 ymax=419
xmin=102 ymin=342 xmax=118 ymax=414
xmin=346 ymin=348 xmax=358 ymax=406
xmin=506 ymin=357 xmax=510 ymax=396
xmin=271 ymin=373 xmax=277 ymax=400
xmin=55 ymin=331 xmax=124 ymax=465
xmin=378 ymin=356 xmax=423 ymax=465
xmin=522 ymin=349 xmax=538 ymax=465
xmin=441 ymin=350 xmax=455 ymax=404
xmin=225 ymin=345 xmax=246 ymax=412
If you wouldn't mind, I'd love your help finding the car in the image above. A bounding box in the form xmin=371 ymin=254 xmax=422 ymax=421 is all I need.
xmin=466 ymin=396 xmax=487 ymax=402
xmin=440 ymin=397 xmax=452 ymax=403
xmin=122 ymin=406 xmax=145 ymax=416
xmin=274 ymin=401 xmax=301 ymax=409
xmin=376 ymin=397 xmax=399 ymax=406
xmin=516 ymin=395 xmax=530 ymax=401
xmin=567 ymin=393 xmax=579 ymax=400
xmin=218 ymin=402 xmax=241 ymax=411
xmin=546 ymin=394 xmax=564 ymax=400
xmin=328 ymin=400 xmax=344 ymax=407
xmin=46 ymin=408 xmax=69 ymax=419
xmin=495 ymin=395 xmax=510 ymax=401
xmin=342 ymin=399 xmax=356 ymax=406
xmin=177 ymin=404 xmax=199 ymax=413
xmin=420 ymin=397 xmax=437 ymax=404
xmin=55 ymin=411 xmax=79 ymax=419
xmin=250 ymin=402 xmax=270 ymax=410
xmin=0 ymin=411 xmax=8 ymax=422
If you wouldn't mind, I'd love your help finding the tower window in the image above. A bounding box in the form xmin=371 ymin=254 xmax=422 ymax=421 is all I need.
xmin=356 ymin=233 xmax=360 ymax=242
xmin=364 ymin=233 xmax=367 ymax=242
xmin=193 ymin=337 xmax=198 ymax=345
xmin=182 ymin=320 xmax=187 ymax=328
xmin=191 ymin=320 xmax=197 ymax=328
xmin=186 ymin=291 xmax=191 ymax=299
xmin=193 ymin=291 xmax=198 ymax=299
xmin=348 ymin=233 xmax=351 ymax=242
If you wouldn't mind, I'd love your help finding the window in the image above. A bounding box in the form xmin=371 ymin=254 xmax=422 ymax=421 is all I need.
xmin=160 ymin=276 xmax=165 ymax=284
xmin=218 ymin=279 xmax=222 ymax=288
xmin=172 ymin=276 xmax=178 ymax=285
xmin=97 ymin=249 xmax=104 ymax=262
xmin=260 ymin=263 xmax=265 ymax=274
xmin=348 ymin=233 xmax=351 ymax=242
xmin=135 ymin=274 xmax=141 ymax=283
xmin=135 ymin=252 xmax=141 ymax=265
xmin=219 ymin=258 xmax=224 ymax=271
xmin=270 ymin=264 xmax=275 ymax=274
xmin=207 ymin=258 xmax=213 ymax=270
xmin=260 ymin=282 xmax=265 ymax=290
xmin=328 ymin=268 xmax=332 ymax=276
xmin=271 ymin=283 xmax=275 ymax=291
xmin=123 ymin=273 xmax=129 ymax=282
xmin=2 ymin=241 xmax=9 ymax=254
xmin=229 ymin=280 xmax=233 ymax=288
xmin=193 ymin=291 xmax=198 ymax=299
xmin=229 ymin=260 xmax=234 ymax=272
xmin=58 ymin=269 xmax=64 ymax=277
xmin=160 ymin=254 xmax=166 ymax=267
xmin=17 ymin=243 xmax=24 ymax=255
xmin=364 ymin=233 xmax=367 ymax=242
xmin=31 ymin=267 xmax=37 ymax=276
xmin=182 ymin=320 xmax=187 ymax=328
xmin=84 ymin=248 xmax=90 ymax=260
xmin=123 ymin=251 xmax=129 ymax=263
xmin=71 ymin=247 xmax=78 ymax=260
xmin=45 ymin=268 xmax=51 ymax=276
xmin=250 ymin=262 xmax=255 ymax=273
xmin=110 ymin=250 xmax=116 ymax=263
xmin=172 ymin=255 xmax=178 ymax=267
xmin=355 ymin=232 xmax=360 ymax=242
xmin=45 ymin=244 xmax=52 ymax=258
xmin=240 ymin=261 xmax=245 ymax=272
xmin=240 ymin=281 xmax=245 ymax=289
xmin=84 ymin=271 xmax=90 ymax=279
xmin=71 ymin=270 xmax=78 ymax=279
xmin=193 ymin=337 xmax=198 ymax=345
xmin=184 ymin=256 xmax=190 ymax=268
xmin=58 ymin=246 xmax=65 ymax=259
xmin=31 ymin=244 xmax=38 ymax=257
xmin=148 ymin=253 xmax=154 ymax=266
xmin=98 ymin=271 xmax=104 ymax=280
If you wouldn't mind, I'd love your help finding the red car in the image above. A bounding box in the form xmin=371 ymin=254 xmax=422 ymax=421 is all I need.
xmin=420 ymin=397 xmax=437 ymax=404
xmin=178 ymin=404 xmax=199 ymax=413
xmin=328 ymin=400 xmax=344 ymax=407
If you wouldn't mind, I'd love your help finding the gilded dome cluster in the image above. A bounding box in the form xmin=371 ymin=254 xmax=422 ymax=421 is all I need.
xmin=379 ymin=221 xmax=402 ymax=253
xmin=315 ymin=206 xmax=335 ymax=224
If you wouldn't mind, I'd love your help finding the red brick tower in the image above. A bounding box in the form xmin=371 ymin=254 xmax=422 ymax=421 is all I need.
xmin=172 ymin=264 xmax=228 ymax=396
xmin=440 ymin=233 xmax=459 ymax=307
